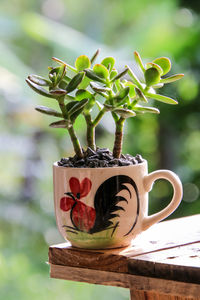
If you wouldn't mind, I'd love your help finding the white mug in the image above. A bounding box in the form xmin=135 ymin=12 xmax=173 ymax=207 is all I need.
xmin=53 ymin=160 xmax=182 ymax=249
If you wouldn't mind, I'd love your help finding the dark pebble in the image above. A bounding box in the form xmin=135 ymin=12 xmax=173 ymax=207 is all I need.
xmin=85 ymin=147 xmax=97 ymax=157
xmin=110 ymin=159 xmax=119 ymax=165
xmin=97 ymin=148 xmax=110 ymax=154
xmin=135 ymin=154 xmax=143 ymax=163
xmin=131 ymin=158 xmax=138 ymax=164
xmin=57 ymin=148 xmax=144 ymax=168
xmin=118 ymin=159 xmax=132 ymax=166
xmin=101 ymin=153 xmax=112 ymax=161
xmin=74 ymin=159 xmax=85 ymax=166
xmin=99 ymin=160 xmax=109 ymax=167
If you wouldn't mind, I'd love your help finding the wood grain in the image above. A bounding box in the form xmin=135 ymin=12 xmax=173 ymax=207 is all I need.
xmin=49 ymin=245 xmax=128 ymax=273
xmin=128 ymin=242 xmax=200 ymax=284
xmin=130 ymin=289 xmax=200 ymax=300
xmin=50 ymin=264 xmax=200 ymax=298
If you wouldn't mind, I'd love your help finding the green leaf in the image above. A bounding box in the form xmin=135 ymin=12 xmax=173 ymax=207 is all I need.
xmin=124 ymin=81 xmax=136 ymax=98
xmin=93 ymin=64 xmax=109 ymax=79
xmin=35 ymin=106 xmax=62 ymax=117
xmin=160 ymin=74 xmax=184 ymax=84
xmin=28 ymin=75 xmax=51 ymax=86
xmin=96 ymin=101 xmax=104 ymax=111
xmin=58 ymin=79 xmax=69 ymax=90
xmin=110 ymin=69 xmax=118 ymax=80
xmin=66 ymin=101 xmax=77 ymax=112
xmin=114 ymin=87 xmax=130 ymax=102
xmin=49 ymin=120 xmax=68 ymax=128
xmin=103 ymin=103 xmax=114 ymax=111
xmin=26 ymin=79 xmax=55 ymax=98
xmin=63 ymin=75 xmax=71 ymax=82
xmin=84 ymin=98 xmax=96 ymax=112
xmin=152 ymin=83 xmax=164 ymax=89
xmin=56 ymin=64 xmax=66 ymax=84
xmin=111 ymin=68 xmax=128 ymax=82
xmin=49 ymin=88 xmax=67 ymax=96
xmin=49 ymin=72 xmax=56 ymax=85
xmin=66 ymin=72 xmax=85 ymax=93
xmin=68 ymin=98 xmax=89 ymax=116
xmin=101 ymin=57 xmax=115 ymax=71
xmin=91 ymin=49 xmax=100 ymax=64
xmin=146 ymin=63 xmax=163 ymax=75
xmin=144 ymin=68 xmax=160 ymax=87
xmin=49 ymin=67 xmax=60 ymax=84
xmin=111 ymin=111 xmax=119 ymax=122
xmin=153 ymin=57 xmax=171 ymax=75
xmin=66 ymin=101 xmax=82 ymax=123
xmin=134 ymin=51 xmax=145 ymax=72
xmin=75 ymin=55 xmax=91 ymax=71
xmin=126 ymin=65 xmax=143 ymax=90
xmin=146 ymin=92 xmax=178 ymax=104
xmin=135 ymin=87 xmax=148 ymax=102
xmin=114 ymin=79 xmax=122 ymax=92
xmin=75 ymin=89 xmax=93 ymax=101
xmin=113 ymin=108 xmax=136 ymax=118
xmin=90 ymin=82 xmax=109 ymax=93
xmin=78 ymin=76 xmax=91 ymax=89
xmin=84 ymin=69 xmax=106 ymax=83
xmin=133 ymin=105 xmax=160 ymax=114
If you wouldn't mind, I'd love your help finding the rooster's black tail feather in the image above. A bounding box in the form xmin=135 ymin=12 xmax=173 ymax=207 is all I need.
xmin=89 ymin=175 xmax=139 ymax=234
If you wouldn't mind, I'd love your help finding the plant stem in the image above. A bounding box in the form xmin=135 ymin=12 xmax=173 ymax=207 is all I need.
xmin=84 ymin=108 xmax=107 ymax=150
xmin=84 ymin=114 xmax=95 ymax=150
xmin=68 ymin=125 xmax=83 ymax=158
xmin=58 ymin=96 xmax=83 ymax=158
xmin=57 ymin=96 xmax=68 ymax=118
xmin=113 ymin=117 xmax=125 ymax=158
xmin=93 ymin=107 xmax=106 ymax=127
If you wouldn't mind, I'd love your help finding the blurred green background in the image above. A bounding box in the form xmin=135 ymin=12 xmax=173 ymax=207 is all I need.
xmin=0 ymin=0 xmax=200 ymax=299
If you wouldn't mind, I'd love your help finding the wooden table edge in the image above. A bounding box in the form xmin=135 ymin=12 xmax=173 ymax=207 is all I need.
xmin=49 ymin=263 xmax=200 ymax=298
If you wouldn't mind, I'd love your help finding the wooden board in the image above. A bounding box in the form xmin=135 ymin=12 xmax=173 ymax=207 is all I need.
xmin=49 ymin=264 xmax=200 ymax=298
xmin=128 ymin=242 xmax=200 ymax=284
xmin=130 ymin=289 xmax=200 ymax=300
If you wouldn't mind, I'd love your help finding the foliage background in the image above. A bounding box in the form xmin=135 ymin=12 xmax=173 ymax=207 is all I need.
xmin=0 ymin=0 xmax=199 ymax=299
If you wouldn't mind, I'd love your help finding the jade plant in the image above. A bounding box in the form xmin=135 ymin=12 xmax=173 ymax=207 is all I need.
xmin=26 ymin=50 xmax=184 ymax=160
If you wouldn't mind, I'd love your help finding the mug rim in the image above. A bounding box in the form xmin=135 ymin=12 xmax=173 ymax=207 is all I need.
xmin=53 ymin=159 xmax=147 ymax=170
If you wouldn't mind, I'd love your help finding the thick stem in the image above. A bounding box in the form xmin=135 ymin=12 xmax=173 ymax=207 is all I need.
xmin=83 ymin=108 xmax=107 ymax=151
xmin=84 ymin=114 xmax=95 ymax=150
xmin=58 ymin=97 xmax=83 ymax=158
xmin=68 ymin=125 xmax=83 ymax=158
xmin=113 ymin=117 xmax=125 ymax=159
xmin=93 ymin=107 xmax=106 ymax=127
xmin=57 ymin=96 xmax=68 ymax=119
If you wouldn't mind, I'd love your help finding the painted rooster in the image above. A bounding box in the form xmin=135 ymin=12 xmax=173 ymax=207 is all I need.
xmin=60 ymin=175 xmax=139 ymax=236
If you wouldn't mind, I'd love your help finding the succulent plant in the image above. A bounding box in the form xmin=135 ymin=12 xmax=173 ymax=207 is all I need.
xmin=26 ymin=50 xmax=184 ymax=160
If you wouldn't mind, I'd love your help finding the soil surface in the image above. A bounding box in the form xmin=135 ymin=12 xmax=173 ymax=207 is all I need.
xmin=57 ymin=147 xmax=144 ymax=168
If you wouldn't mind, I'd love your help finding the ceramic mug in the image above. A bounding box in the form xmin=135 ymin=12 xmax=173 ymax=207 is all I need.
xmin=53 ymin=160 xmax=182 ymax=249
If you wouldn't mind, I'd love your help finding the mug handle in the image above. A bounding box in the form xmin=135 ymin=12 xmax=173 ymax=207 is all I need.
xmin=142 ymin=170 xmax=183 ymax=231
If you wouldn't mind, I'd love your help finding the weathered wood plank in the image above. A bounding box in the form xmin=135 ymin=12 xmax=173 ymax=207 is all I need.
xmin=49 ymin=245 xmax=128 ymax=273
xmin=49 ymin=264 xmax=200 ymax=298
xmin=128 ymin=243 xmax=200 ymax=284
xmin=130 ymin=289 xmax=200 ymax=300
xmin=128 ymin=214 xmax=200 ymax=256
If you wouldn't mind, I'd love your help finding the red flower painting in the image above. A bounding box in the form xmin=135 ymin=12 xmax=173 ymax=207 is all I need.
xmin=60 ymin=175 xmax=139 ymax=237
xmin=60 ymin=177 xmax=96 ymax=232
